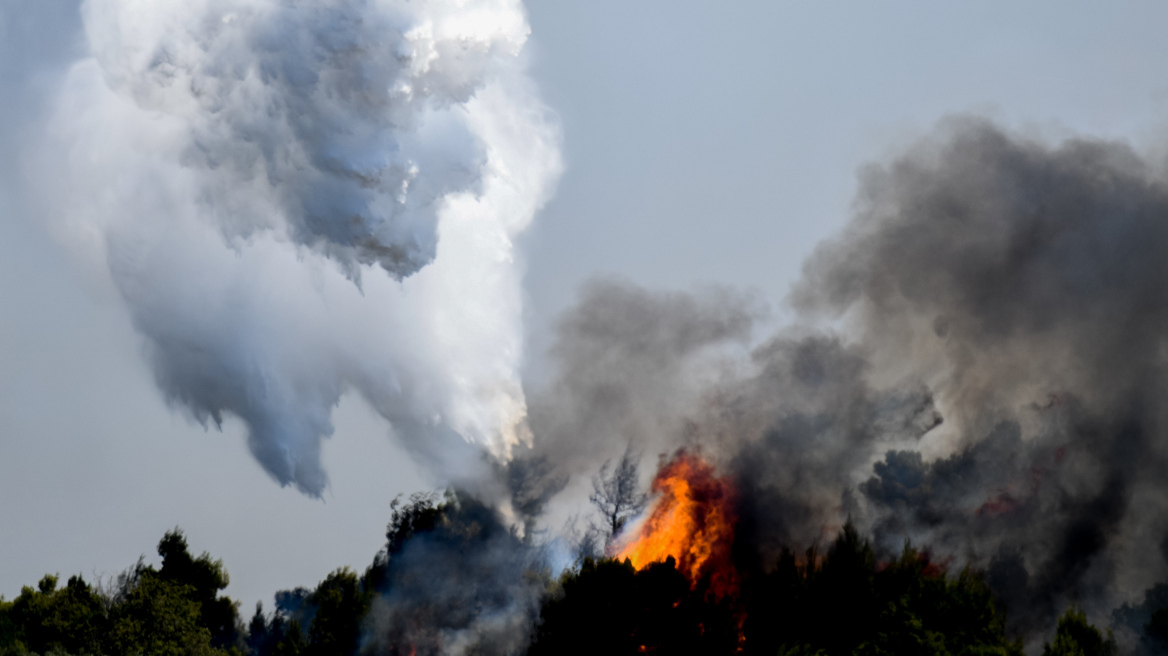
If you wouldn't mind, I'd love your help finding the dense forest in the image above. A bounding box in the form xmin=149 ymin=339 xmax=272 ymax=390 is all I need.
xmin=1 ymin=491 xmax=1163 ymax=656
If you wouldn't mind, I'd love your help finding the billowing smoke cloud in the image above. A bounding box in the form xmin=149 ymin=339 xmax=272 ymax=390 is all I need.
xmin=29 ymin=0 xmax=561 ymax=494
xmin=518 ymin=118 xmax=1168 ymax=640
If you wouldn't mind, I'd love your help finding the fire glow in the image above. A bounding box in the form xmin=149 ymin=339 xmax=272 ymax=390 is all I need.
xmin=615 ymin=450 xmax=739 ymax=598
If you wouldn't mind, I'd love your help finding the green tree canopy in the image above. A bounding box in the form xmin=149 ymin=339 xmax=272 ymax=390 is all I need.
xmin=106 ymin=573 xmax=220 ymax=656
xmin=0 ymin=528 xmax=242 ymax=656
xmin=0 ymin=574 xmax=105 ymax=655
xmin=156 ymin=529 xmax=241 ymax=650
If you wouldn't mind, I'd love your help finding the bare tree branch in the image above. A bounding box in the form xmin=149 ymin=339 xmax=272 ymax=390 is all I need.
xmin=589 ymin=446 xmax=649 ymax=549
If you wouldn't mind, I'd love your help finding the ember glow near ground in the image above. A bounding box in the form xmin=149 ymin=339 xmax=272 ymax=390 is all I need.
xmin=3 ymin=0 xmax=1168 ymax=609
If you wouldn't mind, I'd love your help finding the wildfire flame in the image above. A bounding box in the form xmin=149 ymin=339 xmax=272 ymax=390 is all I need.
xmin=615 ymin=449 xmax=739 ymax=598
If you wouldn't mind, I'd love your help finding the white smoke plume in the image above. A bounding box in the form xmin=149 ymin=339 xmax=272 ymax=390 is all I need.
xmin=31 ymin=0 xmax=561 ymax=495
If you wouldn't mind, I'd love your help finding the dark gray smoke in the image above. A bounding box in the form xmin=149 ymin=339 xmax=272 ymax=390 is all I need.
xmin=517 ymin=118 xmax=1168 ymax=644
xmin=796 ymin=117 xmax=1168 ymax=632
xmin=524 ymin=279 xmax=759 ymax=473
xmin=519 ymin=283 xmax=939 ymax=550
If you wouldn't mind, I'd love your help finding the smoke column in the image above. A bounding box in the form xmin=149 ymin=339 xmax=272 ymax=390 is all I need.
xmin=29 ymin=0 xmax=561 ymax=495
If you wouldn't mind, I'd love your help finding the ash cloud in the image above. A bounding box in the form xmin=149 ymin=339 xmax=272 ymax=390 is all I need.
xmin=28 ymin=0 xmax=562 ymax=495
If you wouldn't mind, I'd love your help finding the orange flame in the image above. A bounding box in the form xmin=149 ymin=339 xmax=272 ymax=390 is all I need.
xmin=615 ymin=449 xmax=739 ymax=598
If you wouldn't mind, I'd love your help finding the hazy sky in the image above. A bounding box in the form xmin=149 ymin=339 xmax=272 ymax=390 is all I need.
xmin=4 ymin=0 xmax=1168 ymax=610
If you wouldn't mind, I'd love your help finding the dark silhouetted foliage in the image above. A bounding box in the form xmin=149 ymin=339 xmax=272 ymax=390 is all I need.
xmin=528 ymin=556 xmax=739 ymax=656
xmin=1042 ymin=608 xmax=1118 ymax=656
xmin=156 ymin=529 xmax=243 ymax=651
xmin=749 ymin=529 xmax=1022 ymax=656
xmin=0 ymin=497 xmax=1136 ymax=656
xmin=303 ymin=568 xmax=370 ymax=656
xmin=1147 ymin=607 xmax=1168 ymax=649
xmin=532 ymin=523 xmax=1023 ymax=656
xmin=1111 ymin=582 xmax=1168 ymax=655
xmin=0 ymin=529 xmax=242 ymax=656
xmin=0 ymin=574 xmax=105 ymax=655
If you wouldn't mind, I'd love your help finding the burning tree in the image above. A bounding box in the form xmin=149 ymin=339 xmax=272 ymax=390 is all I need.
xmin=614 ymin=449 xmax=739 ymax=598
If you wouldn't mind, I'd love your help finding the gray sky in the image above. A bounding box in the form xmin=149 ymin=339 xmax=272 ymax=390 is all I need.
xmin=4 ymin=0 xmax=1168 ymax=610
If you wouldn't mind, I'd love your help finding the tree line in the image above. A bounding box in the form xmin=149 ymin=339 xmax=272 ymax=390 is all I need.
xmin=1 ymin=488 xmax=1160 ymax=655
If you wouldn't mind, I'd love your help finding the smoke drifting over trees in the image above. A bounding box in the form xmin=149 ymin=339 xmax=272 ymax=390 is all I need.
xmin=796 ymin=118 xmax=1168 ymax=631
xmin=508 ymin=119 xmax=1168 ymax=648
xmin=2 ymin=509 xmax=1138 ymax=656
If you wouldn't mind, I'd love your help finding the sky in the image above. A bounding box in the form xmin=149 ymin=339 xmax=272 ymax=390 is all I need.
xmin=4 ymin=0 xmax=1168 ymax=610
